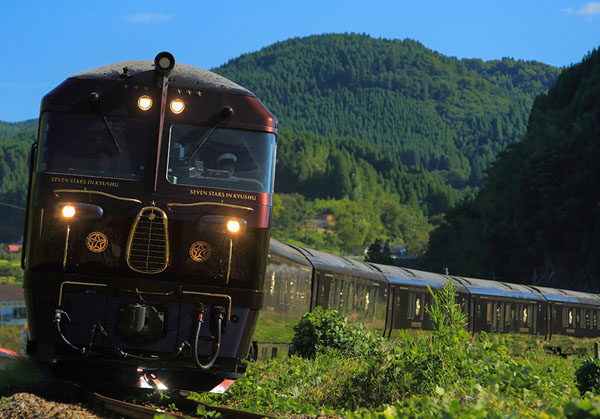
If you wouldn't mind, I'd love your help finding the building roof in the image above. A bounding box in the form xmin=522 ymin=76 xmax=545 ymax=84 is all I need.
xmin=0 ymin=347 xmax=19 ymax=358
xmin=7 ymin=245 xmax=21 ymax=253
xmin=0 ymin=284 xmax=24 ymax=302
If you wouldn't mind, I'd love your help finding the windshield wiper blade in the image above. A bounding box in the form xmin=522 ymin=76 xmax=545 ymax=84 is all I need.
xmin=185 ymin=106 xmax=233 ymax=164
xmin=89 ymin=92 xmax=122 ymax=154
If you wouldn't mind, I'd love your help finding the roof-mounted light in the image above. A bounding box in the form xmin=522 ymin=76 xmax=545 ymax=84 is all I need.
xmin=170 ymin=98 xmax=185 ymax=114
xmin=154 ymin=51 xmax=175 ymax=76
xmin=138 ymin=95 xmax=152 ymax=111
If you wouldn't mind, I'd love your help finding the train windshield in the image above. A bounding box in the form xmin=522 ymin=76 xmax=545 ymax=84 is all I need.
xmin=167 ymin=124 xmax=276 ymax=193
xmin=38 ymin=112 xmax=147 ymax=180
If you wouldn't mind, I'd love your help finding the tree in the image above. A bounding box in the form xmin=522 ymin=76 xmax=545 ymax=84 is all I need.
xmin=365 ymin=239 xmax=393 ymax=264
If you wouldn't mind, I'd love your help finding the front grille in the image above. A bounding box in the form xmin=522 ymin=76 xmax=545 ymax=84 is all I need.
xmin=126 ymin=206 xmax=169 ymax=273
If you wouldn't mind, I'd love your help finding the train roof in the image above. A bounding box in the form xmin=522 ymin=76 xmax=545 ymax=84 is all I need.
xmin=268 ymin=238 xmax=313 ymax=267
xmin=452 ymin=276 xmax=545 ymax=301
xmin=529 ymin=286 xmax=600 ymax=306
xmin=369 ymin=264 xmax=468 ymax=292
xmin=71 ymin=60 xmax=252 ymax=95
xmin=293 ymin=245 xmax=385 ymax=283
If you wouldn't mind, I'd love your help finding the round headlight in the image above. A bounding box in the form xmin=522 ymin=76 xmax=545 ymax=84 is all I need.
xmin=138 ymin=95 xmax=152 ymax=111
xmin=170 ymin=99 xmax=185 ymax=114
xmin=154 ymin=51 xmax=175 ymax=75
xmin=226 ymin=220 xmax=241 ymax=233
xmin=62 ymin=205 xmax=76 ymax=218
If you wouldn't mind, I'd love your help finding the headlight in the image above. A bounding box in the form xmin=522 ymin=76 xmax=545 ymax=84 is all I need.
xmin=56 ymin=203 xmax=104 ymax=220
xmin=138 ymin=95 xmax=152 ymax=111
xmin=62 ymin=205 xmax=76 ymax=218
xmin=170 ymin=99 xmax=185 ymax=114
xmin=198 ymin=215 xmax=247 ymax=234
xmin=154 ymin=51 xmax=175 ymax=76
xmin=226 ymin=220 xmax=241 ymax=233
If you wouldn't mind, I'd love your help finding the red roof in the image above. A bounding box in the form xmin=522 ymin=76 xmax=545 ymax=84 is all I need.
xmin=0 ymin=347 xmax=19 ymax=358
xmin=0 ymin=284 xmax=24 ymax=302
xmin=7 ymin=244 xmax=22 ymax=253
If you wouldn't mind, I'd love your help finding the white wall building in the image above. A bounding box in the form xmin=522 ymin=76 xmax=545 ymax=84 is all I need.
xmin=0 ymin=284 xmax=26 ymax=326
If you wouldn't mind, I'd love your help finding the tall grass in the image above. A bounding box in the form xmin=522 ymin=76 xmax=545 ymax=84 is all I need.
xmin=192 ymin=282 xmax=593 ymax=417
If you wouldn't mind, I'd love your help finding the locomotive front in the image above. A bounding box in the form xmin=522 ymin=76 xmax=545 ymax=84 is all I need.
xmin=22 ymin=53 xmax=277 ymax=389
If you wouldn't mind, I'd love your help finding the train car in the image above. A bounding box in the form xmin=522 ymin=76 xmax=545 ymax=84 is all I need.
xmin=530 ymin=286 xmax=600 ymax=339
xmin=368 ymin=264 xmax=468 ymax=338
xmin=261 ymin=239 xmax=600 ymax=350
xmin=293 ymin=246 xmax=389 ymax=334
xmin=256 ymin=239 xmax=313 ymax=359
xmin=452 ymin=277 xmax=546 ymax=337
xmin=22 ymin=52 xmax=277 ymax=390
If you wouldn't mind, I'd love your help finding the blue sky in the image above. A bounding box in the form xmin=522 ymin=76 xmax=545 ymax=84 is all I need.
xmin=1 ymin=0 xmax=598 ymax=122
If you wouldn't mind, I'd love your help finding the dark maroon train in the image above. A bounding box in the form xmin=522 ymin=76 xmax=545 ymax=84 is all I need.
xmin=256 ymin=239 xmax=600 ymax=360
xmin=22 ymin=52 xmax=276 ymax=390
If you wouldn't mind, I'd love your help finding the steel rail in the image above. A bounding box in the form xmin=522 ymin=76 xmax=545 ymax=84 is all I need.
xmin=89 ymin=391 xmax=273 ymax=419
xmin=90 ymin=392 xmax=187 ymax=419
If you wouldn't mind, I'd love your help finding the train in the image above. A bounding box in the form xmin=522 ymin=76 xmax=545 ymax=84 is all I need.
xmin=22 ymin=52 xmax=276 ymax=391
xmin=21 ymin=52 xmax=600 ymax=392
xmin=257 ymin=238 xmax=600 ymax=359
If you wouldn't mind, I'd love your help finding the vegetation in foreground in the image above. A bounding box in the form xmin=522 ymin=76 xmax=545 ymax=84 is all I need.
xmin=0 ymin=247 xmax=22 ymax=285
xmin=191 ymin=282 xmax=600 ymax=417
xmin=0 ymin=358 xmax=45 ymax=395
xmin=2 ymin=283 xmax=600 ymax=417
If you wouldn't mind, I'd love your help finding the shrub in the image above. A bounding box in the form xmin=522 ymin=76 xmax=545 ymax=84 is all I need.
xmin=195 ymin=280 xmax=582 ymax=416
xmin=290 ymin=307 xmax=384 ymax=358
xmin=576 ymin=359 xmax=600 ymax=395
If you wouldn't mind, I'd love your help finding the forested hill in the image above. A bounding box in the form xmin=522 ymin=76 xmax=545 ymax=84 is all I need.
xmin=215 ymin=34 xmax=559 ymax=186
xmin=0 ymin=35 xmax=560 ymax=253
xmin=424 ymin=47 xmax=600 ymax=290
xmin=0 ymin=120 xmax=36 ymax=241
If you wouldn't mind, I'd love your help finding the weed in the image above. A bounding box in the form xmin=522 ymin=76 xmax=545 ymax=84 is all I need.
xmin=0 ymin=358 xmax=45 ymax=395
xmin=190 ymin=281 xmax=590 ymax=416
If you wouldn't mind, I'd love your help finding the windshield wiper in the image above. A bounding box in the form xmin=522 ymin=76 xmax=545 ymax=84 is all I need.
xmin=89 ymin=92 xmax=122 ymax=154
xmin=185 ymin=106 xmax=233 ymax=164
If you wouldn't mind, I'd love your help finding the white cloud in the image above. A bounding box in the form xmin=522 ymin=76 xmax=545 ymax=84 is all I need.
xmin=126 ymin=13 xmax=175 ymax=24
xmin=565 ymin=2 xmax=600 ymax=15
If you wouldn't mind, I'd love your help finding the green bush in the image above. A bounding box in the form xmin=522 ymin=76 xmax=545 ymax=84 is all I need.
xmin=290 ymin=306 xmax=384 ymax=358
xmin=194 ymin=281 xmax=582 ymax=416
xmin=0 ymin=326 xmax=24 ymax=354
xmin=576 ymin=359 xmax=600 ymax=395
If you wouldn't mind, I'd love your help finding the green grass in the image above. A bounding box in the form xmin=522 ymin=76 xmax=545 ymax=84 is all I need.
xmin=189 ymin=282 xmax=600 ymax=417
xmin=0 ymin=358 xmax=45 ymax=395
xmin=0 ymin=257 xmax=23 ymax=284
xmin=252 ymin=313 xmax=298 ymax=343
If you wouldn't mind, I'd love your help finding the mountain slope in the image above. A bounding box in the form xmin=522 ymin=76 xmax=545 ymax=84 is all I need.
xmin=0 ymin=34 xmax=561 ymax=250
xmin=215 ymin=34 xmax=559 ymax=185
xmin=424 ymin=47 xmax=600 ymax=289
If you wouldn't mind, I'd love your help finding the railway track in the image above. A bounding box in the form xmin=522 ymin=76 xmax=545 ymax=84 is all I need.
xmin=89 ymin=390 xmax=273 ymax=419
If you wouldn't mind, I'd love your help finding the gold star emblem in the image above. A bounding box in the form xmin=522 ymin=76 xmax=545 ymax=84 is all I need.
xmin=86 ymin=232 xmax=108 ymax=253
xmin=189 ymin=241 xmax=211 ymax=262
